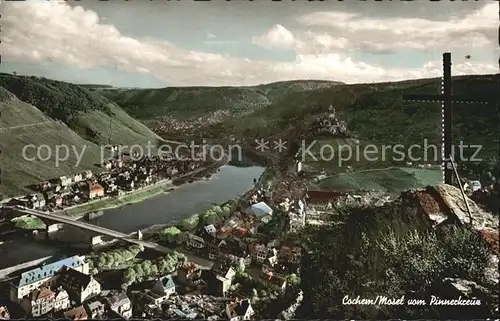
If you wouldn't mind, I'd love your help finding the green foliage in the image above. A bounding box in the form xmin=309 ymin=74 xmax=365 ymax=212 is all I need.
xmin=100 ymin=80 xmax=343 ymax=120
xmin=458 ymin=156 xmax=500 ymax=183
xmin=0 ymin=74 xmax=111 ymax=123
xmin=318 ymin=167 xmax=442 ymax=195
xmin=159 ymin=226 xmax=182 ymax=244
xmin=181 ymin=214 xmax=200 ymax=231
xmin=218 ymin=75 xmax=497 ymax=179
xmin=438 ymin=226 xmax=491 ymax=280
xmin=11 ymin=216 xmax=46 ymax=230
xmin=122 ymin=251 xmax=186 ymax=285
xmin=221 ymin=204 xmax=232 ymax=218
xmin=298 ymin=202 xmax=492 ymax=319
xmin=92 ymin=245 xmax=144 ymax=272
xmin=201 ymin=212 xmax=218 ymax=226
xmin=123 ymin=267 xmax=136 ymax=284
xmin=0 ymin=74 xmax=164 ymax=197
xmin=258 ymin=215 xmax=286 ymax=238
xmin=285 ymin=273 xmax=300 ymax=285
xmin=198 ymin=203 xmax=234 ymax=226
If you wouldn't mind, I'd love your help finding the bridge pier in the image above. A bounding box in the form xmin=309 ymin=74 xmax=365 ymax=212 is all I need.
xmin=91 ymin=235 xmax=104 ymax=247
xmin=4 ymin=206 xmax=170 ymax=254
xmin=47 ymin=223 xmax=63 ymax=240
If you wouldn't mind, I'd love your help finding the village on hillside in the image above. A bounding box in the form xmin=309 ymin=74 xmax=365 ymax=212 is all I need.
xmin=0 ymin=153 xmax=374 ymax=320
xmin=1 ymin=156 xmax=498 ymax=320
xmin=1 ymin=145 xmax=213 ymax=215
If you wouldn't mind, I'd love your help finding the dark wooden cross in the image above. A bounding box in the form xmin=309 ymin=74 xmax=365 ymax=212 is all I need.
xmin=403 ymin=52 xmax=497 ymax=185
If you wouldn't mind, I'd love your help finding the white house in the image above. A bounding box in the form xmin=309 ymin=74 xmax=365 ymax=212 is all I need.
xmin=144 ymin=275 xmax=176 ymax=306
xmin=246 ymin=202 xmax=273 ymax=218
xmin=204 ymin=224 xmax=217 ymax=236
xmin=21 ymin=287 xmax=55 ymax=317
xmin=58 ymin=267 xmax=101 ymax=304
xmin=53 ymin=288 xmax=70 ymax=312
xmin=222 ymin=254 xmax=248 ymax=270
xmin=106 ymin=292 xmax=132 ymax=320
xmin=73 ymin=173 xmax=83 ymax=183
xmin=288 ymin=213 xmax=305 ymax=234
xmin=226 ymin=300 xmax=254 ymax=321
xmin=185 ymin=233 xmax=206 ymax=249
xmin=58 ymin=176 xmax=71 ymax=187
xmin=9 ymin=256 xmax=88 ymax=303
xmin=255 ymin=245 xmax=268 ymax=265
xmin=85 ymin=300 xmax=105 ymax=319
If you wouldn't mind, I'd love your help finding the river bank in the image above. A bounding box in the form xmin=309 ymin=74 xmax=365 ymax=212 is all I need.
xmin=90 ymin=165 xmax=265 ymax=233
xmin=61 ymin=179 xmax=177 ymax=218
xmin=0 ymin=165 xmax=265 ymax=269
xmin=61 ymin=165 xmax=219 ymax=218
xmin=137 ymin=195 xmax=239 ymax=238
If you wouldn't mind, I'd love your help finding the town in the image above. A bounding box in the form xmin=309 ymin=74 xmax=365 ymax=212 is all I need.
xmin=1 ymin=1 xmax=498 ymax=318
xmin=1 ymin=145 xmax=214 ymax=215
xmin=0 ymin=157 xmax=350 ymax=319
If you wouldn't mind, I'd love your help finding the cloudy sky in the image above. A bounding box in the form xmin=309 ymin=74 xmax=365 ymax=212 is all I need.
xmin=1 ymin=0 xmax=498 ymax=87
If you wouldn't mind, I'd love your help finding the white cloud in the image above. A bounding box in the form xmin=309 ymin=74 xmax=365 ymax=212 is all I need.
xmin=296 ymin=3 xmax=498 ymax=54
xmin=1 ymin=1 xmax=497 ymax=86
xmin=252 ymin=24 xmax=297 ymax=50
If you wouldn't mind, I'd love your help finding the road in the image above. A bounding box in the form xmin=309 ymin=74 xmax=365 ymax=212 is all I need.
xmin=10 ymin=206 xmax=172 ymax=251
xmin=0 ymin=121 xmax=53 ymax=131
xmin=3 ymin=206 xmax=216 ymax=269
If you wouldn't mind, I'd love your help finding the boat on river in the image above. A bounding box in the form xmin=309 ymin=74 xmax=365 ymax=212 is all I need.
xmin=85 ymin=210 xmax=104 ymax=221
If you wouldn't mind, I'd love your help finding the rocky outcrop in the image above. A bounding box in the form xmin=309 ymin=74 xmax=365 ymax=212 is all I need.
xmin=0 ymin=86 xmax=17 ymax=102
xmin=400 ymin=184 xmax=499 ymax=314
xmin=434 ymin=184 xmax=498 ymax=232
xmin=281 ymin=290 xmax=303 ymax=320
xmin=400 ymin=184 xmax=498 ymax=233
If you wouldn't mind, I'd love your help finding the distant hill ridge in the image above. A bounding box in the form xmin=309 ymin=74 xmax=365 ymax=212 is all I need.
xmin=0 ymin=74 xmax=164 ymax=197
xmin=99 ymin=79 xmax=345 ymax=119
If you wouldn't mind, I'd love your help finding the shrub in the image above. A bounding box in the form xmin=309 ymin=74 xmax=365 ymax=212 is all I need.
xmin=298 ymin=201 xmax=493 ymax=319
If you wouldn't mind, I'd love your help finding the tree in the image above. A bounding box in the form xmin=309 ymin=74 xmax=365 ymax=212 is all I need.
xmin=134 ymin=264 xmax=144 ymax=279
xmin=202 ymin=212 xmax=218 ymax=225
xmin=221 ymin=205 xmax=232 ymax=219
xmin=130 ymin=244 xmax=144 ymax=253
xmin=111 ymin=252 xmax=122 ymax=266
xmin=104 ymin=255 xmax=114 ymax=268
xmin=173 ymin=252 xmax=187 ymax=266
xmin=211 ymin=205 xmax=222 ymax=215
xmin=150 ymin=264 xmax=159 ymax=276
xmin=182 ymin=214 xmax=199 ymax=230
xmin=123 ymin=267 xmax=136 ymax=284
xmin=141 ymin=260 xmax=153 ymax=276
xmin=96 ymin=256 xmax=107 ymax=269
xmin=160 ymin=226 xmax=182 ymax=244
xmin=157 ymin=258 xmax=168 ymax=273
xmin=286 ymin=273 xmax=300 ymax=285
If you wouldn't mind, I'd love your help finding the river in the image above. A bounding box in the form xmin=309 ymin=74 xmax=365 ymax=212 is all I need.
xmin=87 ymin=165 xmax=265 ymax=233
xmin=0 ymin=165 xmax=265 ymax=269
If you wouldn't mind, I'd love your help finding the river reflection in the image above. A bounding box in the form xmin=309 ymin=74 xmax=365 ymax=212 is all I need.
xmin=0 ymin=165 xmax=264 ymax=268
xmin=84 ymin=165 xmax=265 ymax=233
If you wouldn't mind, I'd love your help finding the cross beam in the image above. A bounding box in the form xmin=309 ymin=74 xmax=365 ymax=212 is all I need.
xmin=402 ymin=52 xmax=494 ymax=185
xmin=403 ymin=94 xmax=492 ymax=105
